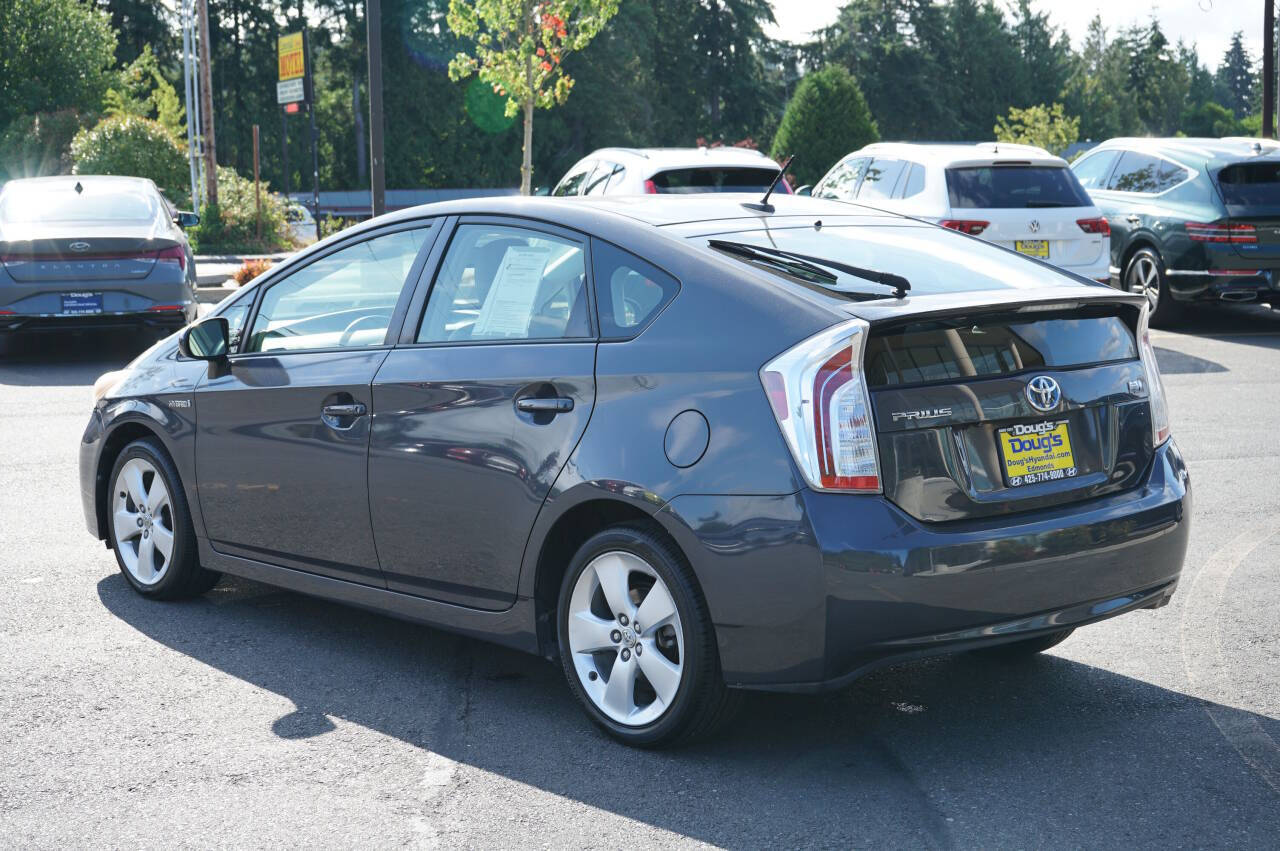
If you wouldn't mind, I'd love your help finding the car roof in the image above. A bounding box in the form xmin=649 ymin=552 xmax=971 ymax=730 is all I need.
xmin=1088 ymin=137 xmax=1280 ymax=169
xmin=581 ymin=147 xmax=780 ymax=170
xmin=835 ymin=142 xmax=1064 ymax=169
xmin=1 ymin=174 xmax=156 ymax=191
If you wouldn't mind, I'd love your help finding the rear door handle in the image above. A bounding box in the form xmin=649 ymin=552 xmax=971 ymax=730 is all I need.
xmin=322 ymin=403 xmax=367 ymax=418
xmin=516 ymin=397 xmax=574 ymax=414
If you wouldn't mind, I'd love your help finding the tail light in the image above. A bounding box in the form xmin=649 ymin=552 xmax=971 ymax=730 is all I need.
xmin=760 ymin=318 xmax=881 ymax=492
xmin=643 ymin=179 xmax=658 ymax=194
xmin=1077 ymin=217 xmax=1111 ymax=236
xmin=1136 ymin=305 xmax=1171 ymax=447
xmin=940 ymin=219 xmax=989 ymax=236
xmin=156 ymin=245 xmax=187 ymax=270
xmin=147 ymin=304 xmax=185 ymax=312
xmin=1186 ymin=222 xmax=1256 ymax=244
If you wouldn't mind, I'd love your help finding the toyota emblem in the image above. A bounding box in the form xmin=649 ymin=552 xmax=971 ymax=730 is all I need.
xmin=1026 ymin=375 xmax=1061 ymax=412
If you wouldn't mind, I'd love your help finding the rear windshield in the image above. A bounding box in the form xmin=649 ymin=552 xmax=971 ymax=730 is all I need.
xmin=865 ymin=310 xmax=1137 ymax=387
xmin=1217 ymin=161 xmax=1280 ymax=207
xmin=0 ymin=182 xmax=161 ymax=225
xmin=650 ymin=167 xmax=781 ymax=194
xmin=946 ymin=166 xmax=1092 ymax=209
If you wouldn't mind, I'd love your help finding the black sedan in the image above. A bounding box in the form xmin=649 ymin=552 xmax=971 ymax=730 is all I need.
xmin=0 ymin=175 xmax=200 ymax=340
xmin=80 ymin=194 xmax=1190 ymax=747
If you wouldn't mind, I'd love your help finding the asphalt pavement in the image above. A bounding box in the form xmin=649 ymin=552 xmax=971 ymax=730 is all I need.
xmin=1 ymin=305 xmax=1278 ymax=848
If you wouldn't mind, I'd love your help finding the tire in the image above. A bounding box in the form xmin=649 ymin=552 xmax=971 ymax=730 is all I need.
xmin=556 ymin=522 xmax=740 ymax=747
xmin=106 ymin=437 xmax=220 ymax=599
xmin=1125 ymin=246 xmax=1182 ymax=327
xmin=973 ymin=628 xmax=1074 ymax=659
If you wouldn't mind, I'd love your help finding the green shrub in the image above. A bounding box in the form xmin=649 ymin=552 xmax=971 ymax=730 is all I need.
xmin=770 ymin=66 xmax=879 ymax=188
xmin=189 ymin=166 xmax=290 ymax=253
xmin=70 ymin=115 xmax=189 ymax=205
xmin=994 ymin=103 xmax=1080 ymax=157
xmin=0 ymin=109 xmax=92 ymax=179
xmin=320 ymin=215 xmax=358 ymax=239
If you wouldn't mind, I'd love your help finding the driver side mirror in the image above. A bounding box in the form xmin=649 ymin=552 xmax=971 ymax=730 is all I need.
xmin=179 ymin=316 xmax=229 ymax=360
xmin=174 ymin=211 xmax=201 ymax=229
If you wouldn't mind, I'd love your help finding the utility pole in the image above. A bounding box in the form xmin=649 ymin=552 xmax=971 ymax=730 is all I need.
xmin=1265 ymin=0 xmax=1276 ymax=139
xmin=367 ymin=0 xmax=386 ymax=217
xmin=196 ymin=0 xmax=218 ymax=206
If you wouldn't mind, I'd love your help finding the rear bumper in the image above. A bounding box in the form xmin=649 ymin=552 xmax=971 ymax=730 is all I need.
xmin=0 ymin=307 xmax=193 ymax=333
xmin=658 ymin=440 xmax=1190 ymax=691
xmin=1164 ymin=268 xmax=1280 ymax=304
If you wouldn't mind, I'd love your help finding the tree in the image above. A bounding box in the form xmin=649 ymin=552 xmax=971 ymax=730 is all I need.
xmin=994 ymin=103 xmax=1079 ymax=156
xmin=70 ymin=115 xmax=190 ymax=204
xmin=104 ymin=46 xmax=185 ymax=137
xmin=769 ymin=66 xmax=877 ymax=186
xmin=1181 ymin=101 xmax=1242 ymax=137
xmin=96 ymin=0 xmax=175 ymax=66
xmin=446 ymin=0 xmax=622 ymax=194
xmin=1216 ymin=31 xmax=1257 ymax=119
xmin=0 ymin=0 xmax=117 ymax=132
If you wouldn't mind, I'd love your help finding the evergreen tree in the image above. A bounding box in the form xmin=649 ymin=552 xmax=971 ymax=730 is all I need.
xmin=769 ymin=65 xmax=877 ymax=185
xmin=1215 ymin=31 xmax=1257 ymax=119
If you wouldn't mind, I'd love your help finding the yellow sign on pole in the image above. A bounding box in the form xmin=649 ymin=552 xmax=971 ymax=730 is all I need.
xmin=278 ymin=33 xmax=305 ymax=81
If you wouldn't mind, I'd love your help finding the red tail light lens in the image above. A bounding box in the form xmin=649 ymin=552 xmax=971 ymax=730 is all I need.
xmin=1077 ymin=217 xmax=1111 ymax=236
xmin=156 ymin=245 xmax=187 ymax=270
xmin=1186 ymin=222 xmax=1257 ymax=244
xmin=940 ymin=219 xmax=989 ymax=236
xmin=146 ymin=304 xmax=184 ymax=312
xmin=643 ymin=179 xmax=658 ymax=194
xmin=760 ymin=319 xmax=881 ymax=493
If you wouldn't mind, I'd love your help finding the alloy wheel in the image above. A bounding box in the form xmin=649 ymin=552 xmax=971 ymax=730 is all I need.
xmin=1127 ymin=254 xmax=1161 ymax=311
xmin=566 ymin=550 xmax=685 ymax=726
xmin=111 ymin=457 xmax=176 ymax=585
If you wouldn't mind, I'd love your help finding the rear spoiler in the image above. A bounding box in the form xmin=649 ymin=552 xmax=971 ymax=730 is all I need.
xmin=844 ymin=285 xmax=1145 ymax=326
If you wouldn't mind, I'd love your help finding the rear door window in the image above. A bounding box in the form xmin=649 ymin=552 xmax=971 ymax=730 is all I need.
xmin=946 ymin=166 xmax=1093 ymax=208
xmin=816 ymin=157 xmax=869 ymax=200
xmin=1106 ymin=152 xmax=1187 ymax=194
xmin=649 ymin=167 xmax=780 ymax=194
xmin=1217 ymin=161 xmax=1280 ymax=206
xmin=1071 ymin=150 xmax=1119 ymax=190
xmin=591 ymin=240 xmax=679 ymax=339
xmin=858 ymin=158 xmax=907 ymax=201
xmin=417 ymin=224 xmax=591 ymax=343
xmin=553 ymin=161 xmax=595 ymax=196
xmin=583 ymin=161 xmax=621 ymax=196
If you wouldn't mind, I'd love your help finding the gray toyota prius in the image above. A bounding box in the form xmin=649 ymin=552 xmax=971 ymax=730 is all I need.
xmin=79 ymin=194 xmax=1190 ymax=747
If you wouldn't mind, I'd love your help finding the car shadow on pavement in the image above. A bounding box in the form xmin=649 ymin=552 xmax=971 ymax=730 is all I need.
xmin=96 ymin=572 xmax=1280 ymax=847
xmin=0 ymin=329 xmax=159 ymax=387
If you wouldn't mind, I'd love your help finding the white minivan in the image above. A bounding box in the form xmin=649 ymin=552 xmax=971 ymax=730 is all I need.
xmin=809 ymin=142 xmax=1111 ymax=282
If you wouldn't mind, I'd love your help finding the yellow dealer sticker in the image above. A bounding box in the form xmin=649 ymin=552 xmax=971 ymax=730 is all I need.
xmin=999 ymin=420 xmax=1077 ymax=487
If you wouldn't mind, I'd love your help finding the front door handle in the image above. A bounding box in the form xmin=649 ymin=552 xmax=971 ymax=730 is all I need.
xmin=516 ymin=397 xmax=574 ymax=414
xmin=322 ymin=403 xmax=367 ymax=418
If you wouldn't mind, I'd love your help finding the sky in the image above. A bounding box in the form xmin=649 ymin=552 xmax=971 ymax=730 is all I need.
xmin=765 ymin=0 xmax=1262 ymax=68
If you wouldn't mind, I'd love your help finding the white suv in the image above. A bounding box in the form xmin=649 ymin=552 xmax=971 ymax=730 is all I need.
xmin=550 ymin=147 xmax=787 ymax=197
xmin=809 ymin=142 xmax=1110 ymax=282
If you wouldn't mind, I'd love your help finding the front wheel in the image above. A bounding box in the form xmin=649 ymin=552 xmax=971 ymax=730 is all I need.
xmin=106 ymin=438 xmax=220 ymax=599
xmin=557 ymin=523 xmax=740 ymax=747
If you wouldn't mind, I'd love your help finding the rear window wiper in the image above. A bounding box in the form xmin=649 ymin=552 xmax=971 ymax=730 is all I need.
xmin=709 ymin=239 xmax=910 ymax=298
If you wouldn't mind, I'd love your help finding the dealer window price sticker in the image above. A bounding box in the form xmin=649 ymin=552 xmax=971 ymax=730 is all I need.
xmin=999 ymin=420 xmax=1078 ymax=487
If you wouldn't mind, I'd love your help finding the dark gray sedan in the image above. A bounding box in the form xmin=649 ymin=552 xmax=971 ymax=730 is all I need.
xmin=79 ymin=194 xmax=1190 ymax=747
xmin=0 ymin=175 xmax=199 ymax=339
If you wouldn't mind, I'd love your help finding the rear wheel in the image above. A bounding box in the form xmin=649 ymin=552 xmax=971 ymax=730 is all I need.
xmin=107 ymin=438 xmax=219 ymax=599
xmin=557 ymin=523 xmax=739 ymax=747
xmin=1125 ymin=246 xmax=1182 ymax=327
xmin=974 ymin=628 xmax=1074 ymax=659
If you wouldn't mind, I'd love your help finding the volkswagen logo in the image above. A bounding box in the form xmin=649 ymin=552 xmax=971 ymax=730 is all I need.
xmin=1027 ymin=220 xmax=1041 ymax=234
xmin=69 ymin=241 xmax=91 ymax=252
xmin=1026 ymin=375 xmax=1061 ymax=412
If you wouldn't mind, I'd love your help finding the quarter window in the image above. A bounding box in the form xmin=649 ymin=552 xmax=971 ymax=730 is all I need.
xmin=899 ymin=163 xmax=926 ymax=198
xmin=591 ymin=240 xmax=679 ymax=339
xmin=244 ymin=227 xmax=429 ymax=353
xmin=417 ymin=224 xmax=590 ymax=343
xmin=816 ymin=157 xmax=869 ymax=200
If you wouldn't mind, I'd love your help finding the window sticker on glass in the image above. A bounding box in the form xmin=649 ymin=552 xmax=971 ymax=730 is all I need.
xmin=472 ymin=245 xmax=555 ymax=338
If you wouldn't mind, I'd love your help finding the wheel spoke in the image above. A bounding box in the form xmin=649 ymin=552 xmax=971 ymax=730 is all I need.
xmin=637 ymin=643 xmax=682 ymax=705
xmin=635 ymin=580 xmax=677 ymax=633
xmin=592 ymin=553 xmax=634 ymax=619
xmin=113 ymin=508 xmax=141 ymax=543
xmin=136 ymin=535 xmax=156 ymax=581
xmin=122 ymin=463 xmax=148 ymax=509
xmin=602 ymin=656 xmax=637 ymax=719
xmin=568 ymin=611 xmax=617 ymax=655
xmin=151 ymin=525 xmax=174 ymax=563
xmin=146 ymin=478 xmax=170 ymax=518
